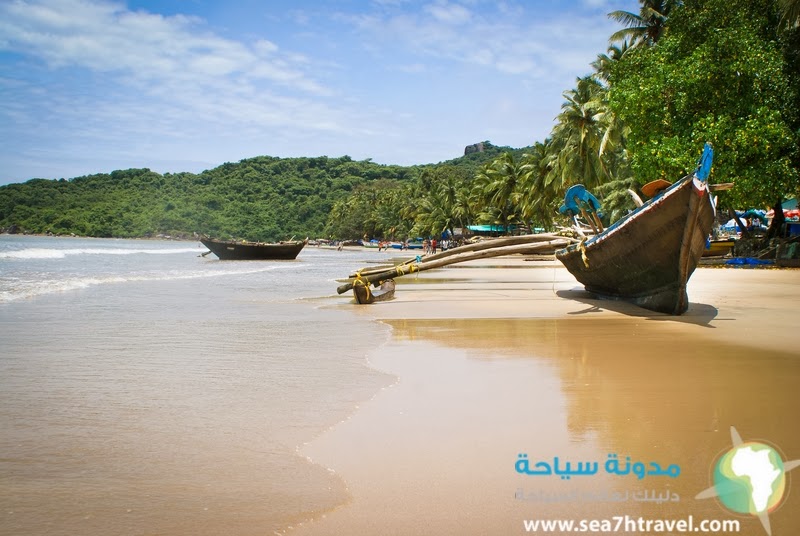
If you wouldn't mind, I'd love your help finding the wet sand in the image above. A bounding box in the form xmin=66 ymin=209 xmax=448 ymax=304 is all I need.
xmin=296 ymin=258 xmax=800 ymax=535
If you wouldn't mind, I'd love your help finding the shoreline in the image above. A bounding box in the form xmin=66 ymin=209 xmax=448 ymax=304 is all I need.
xmin=291 ymin=257 xmax=800 ymax=535
xmin=333 ymin=256 xmax=799 ymax=353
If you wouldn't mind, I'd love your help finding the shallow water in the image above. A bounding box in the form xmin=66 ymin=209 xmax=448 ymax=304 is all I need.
xmin=0 ymin=236 xmax=393 ymax=535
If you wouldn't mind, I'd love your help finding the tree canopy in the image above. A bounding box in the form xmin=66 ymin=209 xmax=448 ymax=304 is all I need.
xmin=0 ymin=144 xmax=515 ymax=240
xmin=0 ymin=156 xmax=415 ymax=240
xmin=609 ymin=0 xmax=799 ymax=208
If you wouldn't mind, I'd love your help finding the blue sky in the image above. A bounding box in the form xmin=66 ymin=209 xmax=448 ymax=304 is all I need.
xmin=0 ymin=0 xmax=638 ymax=185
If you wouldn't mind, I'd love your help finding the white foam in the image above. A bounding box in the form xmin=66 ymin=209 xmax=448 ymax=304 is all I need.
xmin=0 ymin=265 xmax=291 ymax=303
xmin=0 ymin=247 xmax=201 ymax=260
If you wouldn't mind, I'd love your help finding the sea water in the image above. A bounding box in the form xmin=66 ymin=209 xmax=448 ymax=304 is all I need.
xmin=0 ymin=235 xmax=392 ymax=536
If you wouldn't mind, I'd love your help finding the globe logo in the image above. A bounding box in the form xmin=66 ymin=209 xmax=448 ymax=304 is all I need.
xmin=696 ymin=427 xmax=800 ymax=536
xmin=713 ymin=442 xmax=785 ymax=515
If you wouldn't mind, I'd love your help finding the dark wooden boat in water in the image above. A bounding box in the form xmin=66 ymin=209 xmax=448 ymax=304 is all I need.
xmin=555 ymin=143 xmax=716 ymax=315
xmin=353 ymin=279 xmax=396 ymax=304
xmin=200 ymin=237 xmax=306 ymax=260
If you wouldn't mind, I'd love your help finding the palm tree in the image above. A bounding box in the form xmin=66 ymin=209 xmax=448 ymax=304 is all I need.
xmin=410 ymin=166 xmax=473 ymax=238
xmin=547 ymin=76 xmax=612 ymax=190
xmin=608 ymin=0 xmax=679 ymax=46
xmin=779 ymin=0 xmax=800 ymax=28
xmin=415 ymin=176 xmax=456 ymax=238
xmin=471 ymin=152 xmax=532 ymax=234
xmin=515 ymin=141 xmax=560 ymax=231
xmin=375 ymin=187 xmax=410 ymax=239
xmin=591 ymin=41 xmax=631 ymax=85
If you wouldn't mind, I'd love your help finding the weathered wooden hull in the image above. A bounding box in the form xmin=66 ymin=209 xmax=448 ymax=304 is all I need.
xmin=200 ymin=238 xmax=306 ymax=260
xmin=353 ymin=279 xmax=396 ymax=304
xmin=556 ymin=176 xmax=715 ymax=315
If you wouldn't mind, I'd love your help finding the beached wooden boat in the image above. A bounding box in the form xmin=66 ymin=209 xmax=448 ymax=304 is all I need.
xmin=200 ymin=237 xmax=306 ymax=260
xmin=353 ymin=278 xmax=396 ymax=304
xmin=555 ymin=144 xmax=716 ymax=315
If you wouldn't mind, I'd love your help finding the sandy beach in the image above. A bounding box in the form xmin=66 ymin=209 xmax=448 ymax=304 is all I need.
xmin=293 ymin=258 xmax=800 ymax=535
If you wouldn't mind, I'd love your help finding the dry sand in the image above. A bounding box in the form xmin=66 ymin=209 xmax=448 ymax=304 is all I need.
xmin=293 ymin=258 xmax=800 ymax=535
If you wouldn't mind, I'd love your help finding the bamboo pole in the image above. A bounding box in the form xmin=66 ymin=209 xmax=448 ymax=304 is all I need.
xmin=337 ymin=239 xmax=571 ymax=294
xmin=350 ymin=233 xmax=577 ymax=277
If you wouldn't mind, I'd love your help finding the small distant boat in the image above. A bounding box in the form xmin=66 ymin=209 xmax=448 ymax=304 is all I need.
xmin=556 ymin=143 xmax=716 ymax=315
xmin=353 ymin=278 xmax=396 ymax=304
xmin=200 ymin=237 xmax=306 ymax=260
xmin=702 ymin=238 xmax=735 ymax=257
xmin=390 ymin=241 xmax=424 ymax=250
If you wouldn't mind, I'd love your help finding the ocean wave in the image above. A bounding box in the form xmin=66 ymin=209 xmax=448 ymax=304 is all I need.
xmin=0 ymin=265 xmax=290 ymax=303
xmin=0 ymin=247 xmax=202 ymax=260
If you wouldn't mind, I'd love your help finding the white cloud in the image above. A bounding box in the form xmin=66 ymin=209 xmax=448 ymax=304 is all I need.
xmin=344 ymin=2 xmax=616 ymax=83
xmin=254 ymin=39 xmax=279 ymax=55
xmin=0 ymin=0 xmax=359 ymax=145
xmin=396 ymin=63 xmax=428 ymax=73
xmin=582 ymin=0 xmax=615 ymax=8
xmin=0 ymin=0 xmax=326 ymax=93
xmin=0 ymin=0 xmax=382 ymax=182
xmin=424 ymin=1 xmax=473 ymax=25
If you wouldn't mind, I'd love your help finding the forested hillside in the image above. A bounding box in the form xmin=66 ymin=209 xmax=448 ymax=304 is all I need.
xmin=0 ymin=142 xmax=520 ymax=241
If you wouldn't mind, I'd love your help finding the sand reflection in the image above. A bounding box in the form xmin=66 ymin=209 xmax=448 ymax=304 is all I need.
xmin=368 ymin=317 xmax=798 ymax=534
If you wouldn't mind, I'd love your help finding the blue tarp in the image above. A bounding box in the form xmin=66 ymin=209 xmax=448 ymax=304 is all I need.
xmin=725 ymin=257 xmax=774 ymax=266
xmin=467 ymin=224 xmax=516 ymax=232
xmin=738 ymin=209 xmax=768 ymax=222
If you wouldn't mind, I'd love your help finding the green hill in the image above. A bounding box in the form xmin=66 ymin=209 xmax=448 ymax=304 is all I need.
xmin=0 ymin=142 xmax=524 ymax=240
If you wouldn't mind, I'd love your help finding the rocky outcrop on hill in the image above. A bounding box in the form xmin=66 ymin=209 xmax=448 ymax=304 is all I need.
xmin=464 ymin=142 xmax=485 ymax=155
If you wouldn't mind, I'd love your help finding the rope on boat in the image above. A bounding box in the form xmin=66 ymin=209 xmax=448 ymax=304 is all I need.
xmin=363 ymin=281 xmax=371 ymax=301
xmin=353 ymin=271 xmax=372 ymax=301
xmin=580 ymin=239 xmax=589 ymax=268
